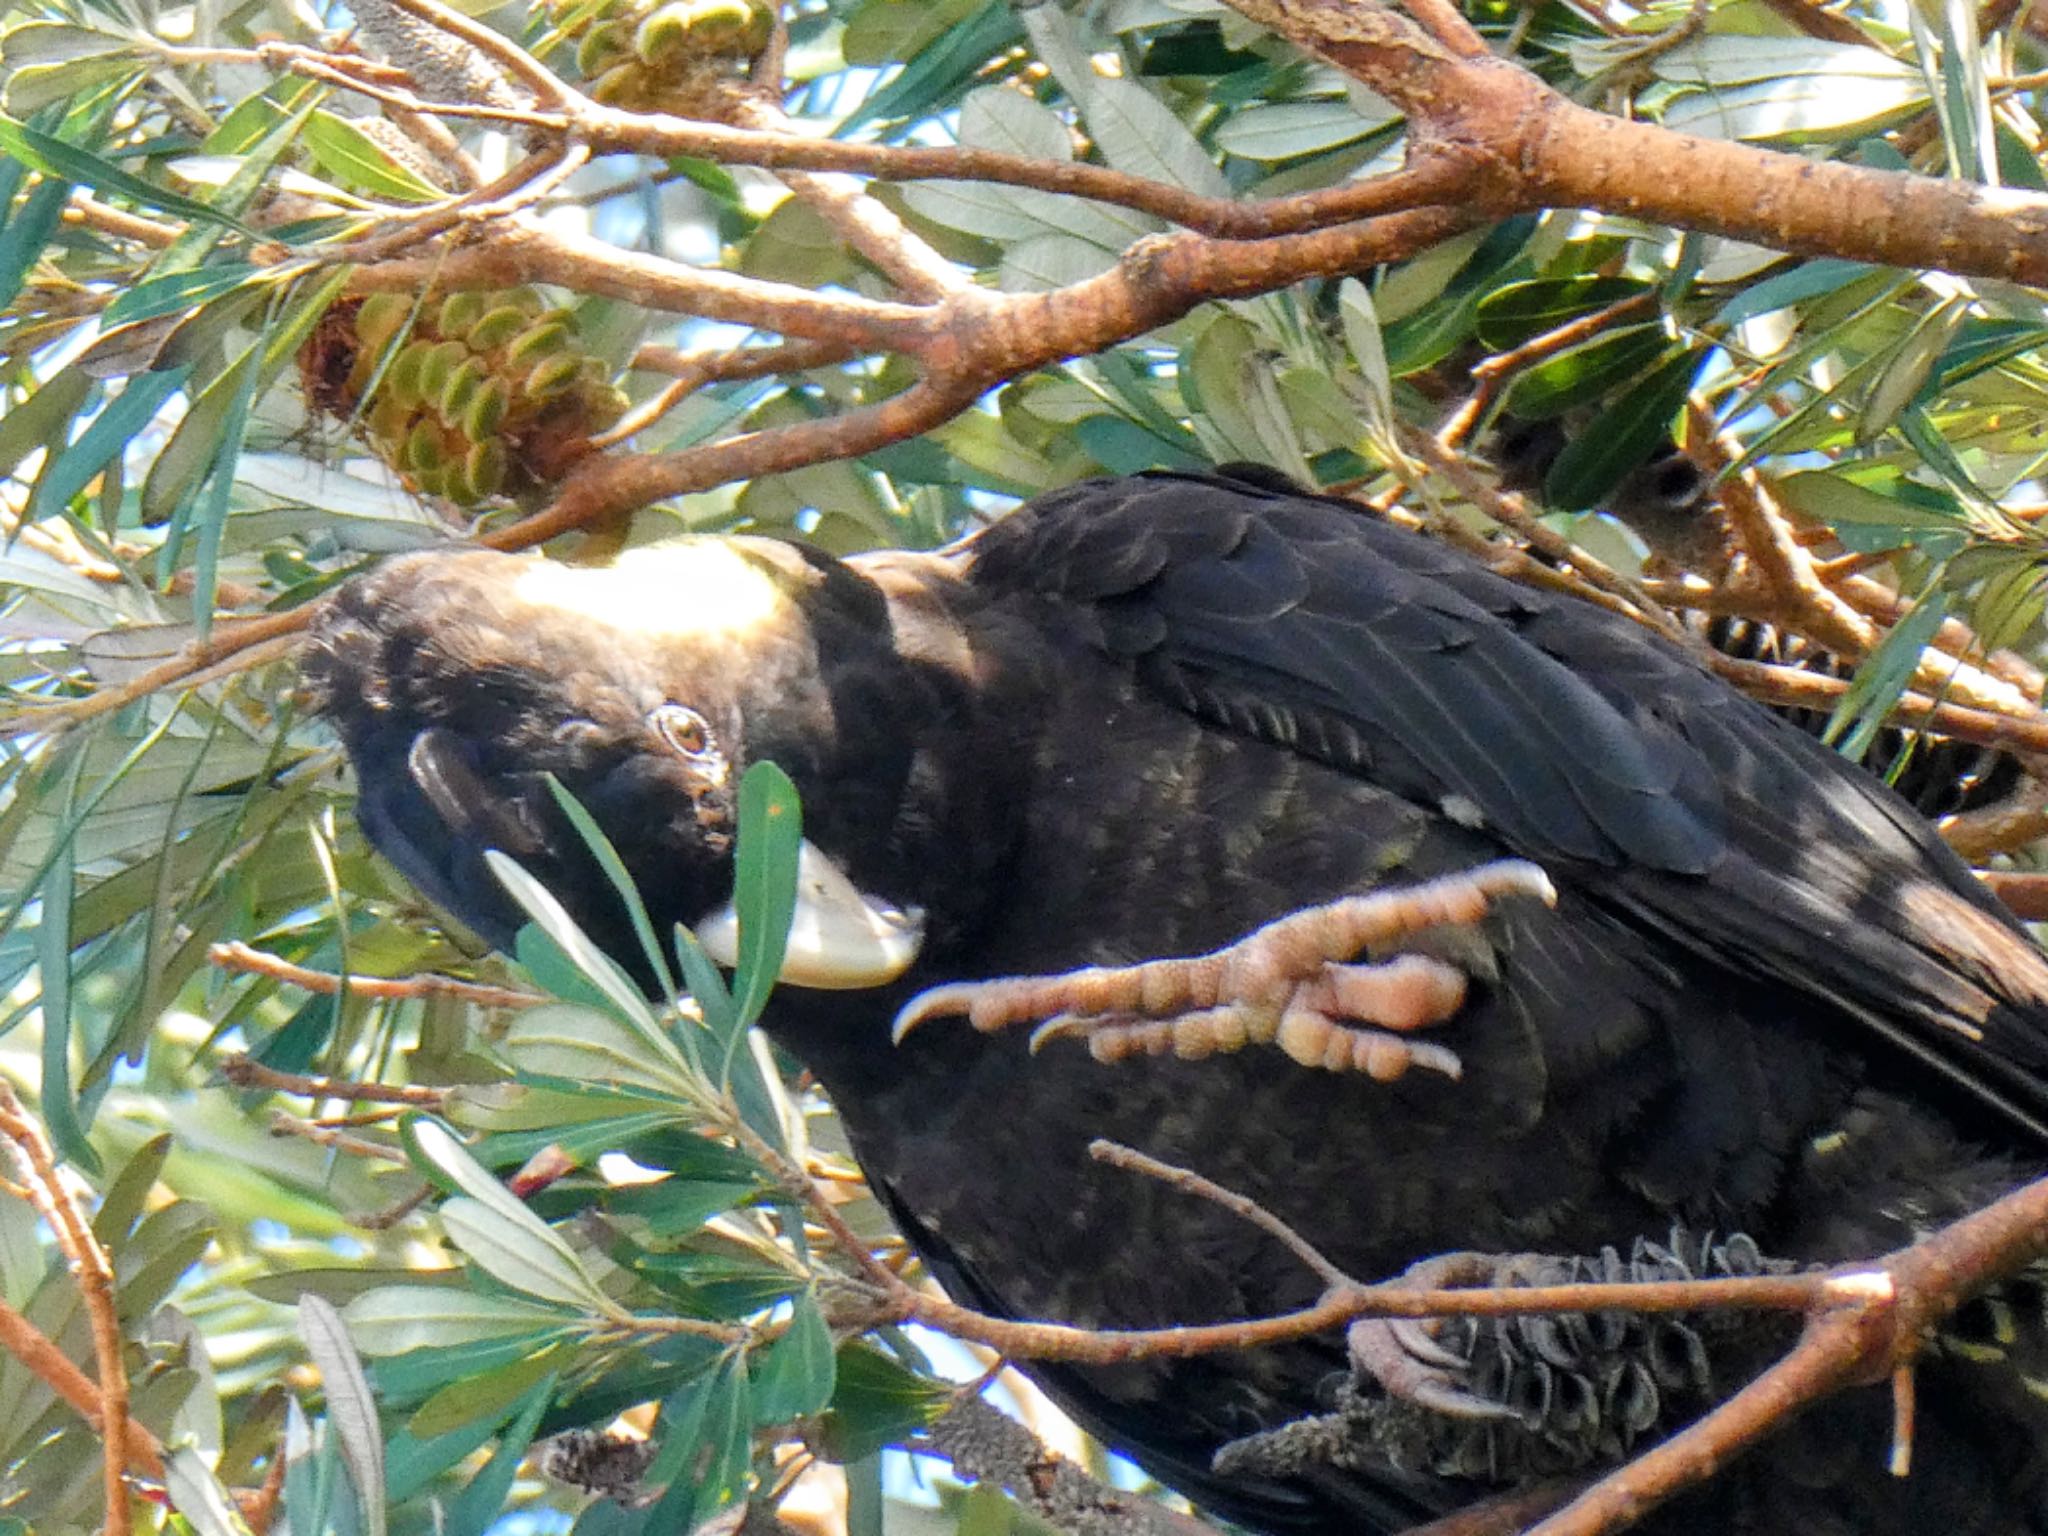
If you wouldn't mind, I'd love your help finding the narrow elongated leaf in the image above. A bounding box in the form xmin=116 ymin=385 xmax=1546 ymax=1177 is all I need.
xmin=0 ymin=175 xmax=69 ymax=313
xmin=35 ymin=746 xmax=96 ymax=1173
xmin=441 ymin=1196 xmax=613 ymax=1310
xmin=501 ymin=1002 xmax=700 ymax=1101
xmin=0 ymin=115 xmax=255 ymax=234
xmin=27 ymin=367 xmax=187 ymax=521
xmin=303 ymin=111 xmax=443 ymax=201
xmin=646 ymin=1354 xmax=752 ymax=1532
xmin=443 ymin=1377 xmax=556 ymax=1536
xmin=342 ymin=1286 xmax=575 ymax=1355
xmin=1020 ymin=5 xmax=1228 ymax=197
xmin=298 ymin=1296 xmax=386 ymax=1536
xmin=545 ymin=776 xmax=678 ymax=999
xmin=487 ymin=851 xmax=662 ymax=1031
xmin=104 ymin=263 xmax=270 ymax=327
xmin=163 ymin=1448 xmax=255 ymax=1536
xmin=1545 ymin=347 xmax=1705 ymax=511
xmin=405 ymin=1344 xmax=564 ymax=1439
xmin=728 ymin=762 xmax=802 ymax=1037
xmin=1827 ymin=590 xmax=1952 ymax=760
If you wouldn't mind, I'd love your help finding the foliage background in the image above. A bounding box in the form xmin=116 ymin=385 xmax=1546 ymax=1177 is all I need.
xmin=1 ymin=0 xmax=2048 ymax=1530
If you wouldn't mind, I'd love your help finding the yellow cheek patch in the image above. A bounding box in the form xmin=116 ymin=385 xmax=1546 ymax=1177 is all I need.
xmin=513 ymin=541 xmax=789 ymax=640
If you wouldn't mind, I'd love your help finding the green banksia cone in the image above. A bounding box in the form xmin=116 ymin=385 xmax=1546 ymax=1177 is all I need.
xmin=542 ymin=0 xmax=772 ymax=112
xmin=416 ymin=340 xmax=465 ymax=402
xmin=403 ymin=419 xmax=444 ymax=474
xmin=464 ymin=379 xmax=511 ymax=440
xmin=302 ymin=287 xmax=628 ymax=507
xmin=438 ymin=292 xmax=487 ymax=337
xmin=524 ymin=354 xmax=584 ymax=400
xmin=508 ymin=320 xmax=574 ymax=366
xmin=684 ymin=0 xmax=767 ymax=51
xmin=355 ymin=294 xmax=413 ymax=353
xmin=633 ymin=3 xmax=692 ymax=63
xmin=576 ymin=21 xmax=628 ymax=75
xmin=467 ymin=305 xmax=529 ymax=350
xmin=462 ymin=441 xmax=508 ymax=501
xmin=386 ymin=341 xmax=433 ymax=408
xmin=440 ymin=359 xmax=488 ymax=422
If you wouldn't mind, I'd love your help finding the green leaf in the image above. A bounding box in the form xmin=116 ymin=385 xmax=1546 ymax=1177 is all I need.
xmin=837 ymin=0 xmax=1022 ymax=134
xmin=1475 ymin=277 xmax=1650 ymax=350
xmin=299 ymin=1296 xmax=387 ymax=1536
xmin=403 ymin=1116 xmax=613 ymax=1310
xmin=342 ymin=1287 xmax=577 ymax=1355
xmin=142 ymin=341 xmax=256 ymax=527
xmin=405 ymin=1343 xmax=565 ymax=1439
xmin=440 ymin=1196 xmax=613 ymax=1311
xmin=0 ymin=366 xmax=92 ymax=486
xmin=488 ymin=851 xmax=664 ymax=1033
xmin=302 ymin=111 xmax=443 ymax=201
xmin=500 ymin=1002 xmax=700 ymax=1103
xmin=1504 ymin=327 xmax=1671 ymax=419
xmin=646 ymin=1353 xmax=752 ymax=1532
xmin=0 ymin=174 xmax=70 ymax=313
xmin=1337 ymin=278 xmax=1393 ymax=437
xmin=0 ymin=114 xmax=256 ymax=234
xmin=91 ymin=1133 xmax=170 ymax=1246
xmin=816 ymin=1344 xmax=949 ymax=1462
xmin=35 ymin=744 xmax=96 ymax=1173
xmin=443 ymin=1375 xmax=556 ymax=1536
xmin=1858 ymin=299 xmax=1967 ymax=445
xmin=104 ymin=263 xmax=271 ymax=327
xmin=386 ymin=1354 xmax=550 ymax=1498
xmin=26 ymin=368 xmax=187 ymax=522
xmin=751 ymin=1294 xmax=836 ymax=1423
xmin=544 ymin=776 xmax=679 ymax=1000
xmin=1019 ymin=4 xmax=1227 ymax=197
xmin=728 ymin=761 xmax=802 ymax=1039
xmin=1544 ymin=346 xmax=1705 ymax=511
xmin=1826 ymin=590 xmax=1951 ymax=761
xmin=163 ymin=1448 xmax=255 ymax=1536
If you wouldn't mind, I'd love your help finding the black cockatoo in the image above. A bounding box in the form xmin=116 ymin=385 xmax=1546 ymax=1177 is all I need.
xmin=304 ymin=469 xmax=2048 ymax=1535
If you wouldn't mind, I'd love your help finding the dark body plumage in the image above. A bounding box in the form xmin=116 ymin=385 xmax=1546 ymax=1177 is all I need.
xmin=307 ymin=471 xmax=2048 ymax=1535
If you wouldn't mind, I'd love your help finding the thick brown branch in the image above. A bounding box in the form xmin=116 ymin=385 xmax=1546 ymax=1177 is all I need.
xmin=0 ymin=1083 xmax=133 ymax=1536
xmin=1221 ymin=0 xmax=2048 ymax=285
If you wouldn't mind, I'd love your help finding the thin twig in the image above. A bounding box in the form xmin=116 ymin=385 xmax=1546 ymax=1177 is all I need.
xmin=1089 ymin=1140 xmax=1350 ymax=1288
xmin=210 ymin=943 xmax=540 ymax=1012
xmin=266 ymin=1112 xmax=411 ymax=1163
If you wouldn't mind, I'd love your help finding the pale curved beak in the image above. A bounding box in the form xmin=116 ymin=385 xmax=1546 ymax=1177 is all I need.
xmin=694 ymin=840 xmax=925 ymax=990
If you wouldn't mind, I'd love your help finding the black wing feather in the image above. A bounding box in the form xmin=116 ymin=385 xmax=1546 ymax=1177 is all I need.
xmin=964 ymin=470 xmax=2048 ymax=1138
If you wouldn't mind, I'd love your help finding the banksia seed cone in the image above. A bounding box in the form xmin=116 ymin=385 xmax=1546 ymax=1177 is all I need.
xmin=300 ymin=289 xmax=630 ymax=508
xmin=544 ymin=0 xmax=773 ymax=115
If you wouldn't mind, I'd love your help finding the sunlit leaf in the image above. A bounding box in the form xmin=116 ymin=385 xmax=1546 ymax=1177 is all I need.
xmin=342 ymin=1287 xmax=577 ymax=1355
